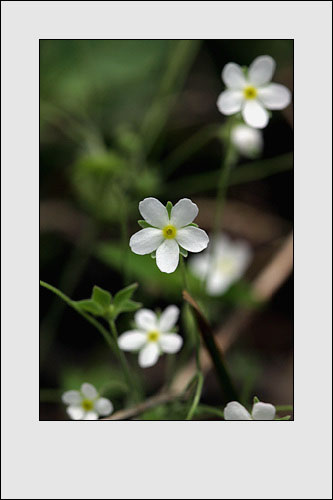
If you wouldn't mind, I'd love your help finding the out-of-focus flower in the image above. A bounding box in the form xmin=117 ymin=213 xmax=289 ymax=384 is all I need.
xmin=189 ymin=234 xmax=252 ymax=296
xmin=224 ymin=401 xmax=276 ymax=420
xmin=118 ymin=306 xmax=182 ymax=368
xmin=130 ymin=197 xmax=209 ymax=273
xmin=62 ymin=383 xmax=113 ymax=420
xmin=231 ymin=124 xmax=263 ymax=158
xmin=217 ymin=55 xmax=291 ymax=128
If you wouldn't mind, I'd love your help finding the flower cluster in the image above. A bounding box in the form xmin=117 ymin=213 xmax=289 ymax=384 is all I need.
xmin=62 ymin=383 xmax=113 ymax=420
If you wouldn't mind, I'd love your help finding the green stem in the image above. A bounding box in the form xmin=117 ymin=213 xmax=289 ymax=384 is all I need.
xmin=179 ymin=254 xmax=189 ymax=291
xmin=180 ymin=256 xmax=201 ymax=371
xmin=165 ymin=152 xmax=293 ymax=197
xmin=203 ymin=120 xmax=237 ymax=291
xmin=186 ymin=372 xmax=204 ymax=420
xmin=213 ymin=123 xmax=237 ymax=239
xmin=109 ymin=319 xmax=140 ymax=402
xmin=40 ymin=280 xmax=116 ymax=354
xmin=183 ymin=290 xmax=239 ymax=402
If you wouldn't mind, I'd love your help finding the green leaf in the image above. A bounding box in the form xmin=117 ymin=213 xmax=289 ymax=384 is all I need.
xmin=118 ymin=300 xmax=142 ymax=313
xmin=253 ymin=396 xmax=260 ymax=404
xmin=113 ymin=283 xmax=138 ymax=307
xmin=166 ymin=201 xmax=173 ymax=217
xmin=92 ymin=286 xmax=112 ymax=309
xmin=187 ymin=222 xmax=198 ymax=228
xmin=138 ymin=219 xmax=153 ymax=229
xmin=75 ymin=299 xmax=104 ymax=315
xmin=275 ymin=415 xmax=291 ymax=421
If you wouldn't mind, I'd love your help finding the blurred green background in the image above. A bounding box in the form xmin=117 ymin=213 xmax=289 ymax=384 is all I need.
xmin=40 ymin=40 xmax=293 ymax=420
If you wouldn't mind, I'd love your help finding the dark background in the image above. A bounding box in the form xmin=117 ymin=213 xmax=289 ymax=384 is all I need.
xmin=40 ymin=40 xmax=293 ymax=420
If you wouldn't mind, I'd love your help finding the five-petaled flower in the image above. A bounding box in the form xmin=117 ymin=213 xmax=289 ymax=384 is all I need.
xmin=190 ymin=234 xmax=252 ymax=296
xmin=129 ymin=197 xmax=209 ymax=273
xmin=62 ymin=383 xmax=113 ymax=420
xmin=118 ymin=306 xmax=183 ymax=368
xmin=224 ymin=400 xmax=276 ymax=420
xmin=217 ymin=55 xmax=291 ymax=128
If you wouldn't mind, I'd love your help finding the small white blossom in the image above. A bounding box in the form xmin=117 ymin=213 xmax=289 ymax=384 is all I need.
xmin=130 ymin=197 xmax=209 ymax=273
xmin=224 ymin=400 xmax=276 ymax=420
xmin=62 ymin=383 xmax=113 ymax=420
xmin=118 ymin=306 xmax=182 ymax=368
xmin=189 ymin=234 xmax=252 ymax=296
xmin=217 ymin=55 xmax=291 ymax=128
xmin=231 ymin=124 xmax=263 ymax=158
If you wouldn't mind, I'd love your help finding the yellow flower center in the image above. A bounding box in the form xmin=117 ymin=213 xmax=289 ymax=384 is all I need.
xmin=147 ymin=330 xmax=160 ymax=342
xmin=163 ymin=224 xmax=177 ymax=239
xmin=218 ymin=256 xmax=235 ymax=276
xmin=243 ymin=85 xmax=258 ymax=100
xmin=82 ymin=399 xmax=94 ymax=411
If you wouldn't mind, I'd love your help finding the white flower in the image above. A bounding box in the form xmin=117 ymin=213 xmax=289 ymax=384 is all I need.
xmin=118 ymin=306 xmax=183 ymax=368
xmin=231 ymin=124 xmax=263 ymax=158
xmin=129 ymin=197 xmax=209 ymax=273
xmin=62 ymin=383 xmax=113 ymax=420
xmin=217 ymin=55 xmax=291 ymax=128
xmin=189 ymin=234 xmax=252 ymax=296
xmin=224 ymin=400 xmax=276 ymax=420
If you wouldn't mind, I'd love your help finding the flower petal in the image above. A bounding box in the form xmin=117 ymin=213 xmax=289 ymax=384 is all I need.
xmin=159 ymin=333 xmax=183 ymax=353
xmin=83 ymin=411 xmax=99 ymax=420
xmin=224 ymin=401 xmax=252 ymax=420
xmin=129 ymin=228 xmax=163 ymax=255
xmin=248 ymin=55 xmax=275 ymax=86
xmin=118 ymin=330 xmax=147 ymax=351
xmin=217 ymin=90 xmax=243 ymax=115
xmin=242 ymin=100 xmax=269 ymax=129
xmin=258 ymin=83 xmax=291 ymax=110
xmin=81 ymin=383 xmax=98 ymax=400
xmin=252 ymin=402 xmax=276 ymax=420
xmin=206 ymin=272 xmax=232 ymax=296
xmin=189 ymin=253 xmax=210 ymax=279
xmin=67 ymin=405 xmax=85 ymax=420
xmin=94 ymin=397 xmax=114 ymax=417
xmin=231 ymin=124 xmax=263 ymax=157
xmin=62 ymin=390 xmax=82 ymax=406
xmin=176 ymin=227 xmax=209 ymax=253
xmin=156 ymin=239 xmax=179 ymax=273
xmin=170 ymin=198 xmax=198 ymax=228
xmin=232 ymin=241 xmax=252 ymax=271
xmin=222 ymin=62 xmax=246 ymax=89
xmin=138 ymin=197 xmax=169 ymax=228
xmin=134 ymin=309 xmax=158 ymax=331
xmin=158 ymin=305 xmax=180 ymax=332
xmin=138 ymin=342 xmax=160 ymax=368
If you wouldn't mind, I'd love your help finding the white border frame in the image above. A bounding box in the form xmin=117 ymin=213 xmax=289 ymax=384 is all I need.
xmin=2 ymin=2 xmax=332 ymax=499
